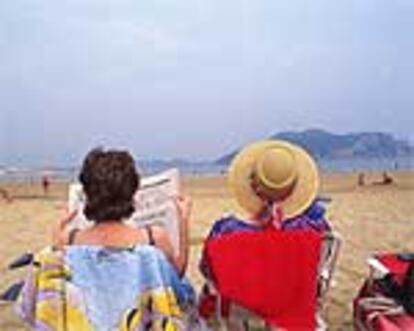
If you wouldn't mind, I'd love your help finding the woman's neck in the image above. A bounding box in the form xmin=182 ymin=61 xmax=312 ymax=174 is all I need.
xmin=91 ymin=220 xmax=125 ymax=231
xmin=245 ymin=216 xmax=267 ymax=227
xmin=78 ymin=220 xmax=140 ymax=246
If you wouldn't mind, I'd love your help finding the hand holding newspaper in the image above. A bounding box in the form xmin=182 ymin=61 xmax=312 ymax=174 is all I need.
xmin=68 ymin=168 xmax=181 ymax=256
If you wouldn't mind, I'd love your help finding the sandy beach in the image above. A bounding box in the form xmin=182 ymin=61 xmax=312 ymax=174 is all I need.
xmin=1 ymin=171 xmax=414 ymax=330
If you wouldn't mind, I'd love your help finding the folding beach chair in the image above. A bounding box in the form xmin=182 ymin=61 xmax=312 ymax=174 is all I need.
xmin=198 ymin=229 xmax=341 ymax=331
xmin=354 ymin=253 xmax=414 ymax=331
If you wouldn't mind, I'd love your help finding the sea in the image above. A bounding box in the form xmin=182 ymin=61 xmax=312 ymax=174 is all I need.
xmin=0 ymin=156 xmax=413 ymax=183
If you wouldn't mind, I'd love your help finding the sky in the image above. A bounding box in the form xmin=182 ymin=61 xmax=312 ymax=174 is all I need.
xmin=1 ymin=0 xmax=414 ymax=166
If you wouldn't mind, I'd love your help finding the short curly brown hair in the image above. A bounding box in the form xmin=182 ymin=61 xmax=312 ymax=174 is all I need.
xmin=79 ymin=148 xmax=140 ymax=222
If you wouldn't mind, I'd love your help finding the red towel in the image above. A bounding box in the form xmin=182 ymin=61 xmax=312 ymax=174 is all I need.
xmin=205 ymin=229 xmax=322 ymax=330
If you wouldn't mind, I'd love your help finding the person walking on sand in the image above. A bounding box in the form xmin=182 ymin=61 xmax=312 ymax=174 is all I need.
xmin=41 ymin=175 xmax=50 ymax=195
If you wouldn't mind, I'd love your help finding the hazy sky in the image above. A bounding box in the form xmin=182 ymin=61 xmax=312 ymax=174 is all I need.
xmin=1 ymin=0 xmax=414 ymax=166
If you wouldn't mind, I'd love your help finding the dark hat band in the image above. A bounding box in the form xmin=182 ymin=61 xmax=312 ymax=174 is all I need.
xmin=250 ymin=171 xmax=298 ymax=203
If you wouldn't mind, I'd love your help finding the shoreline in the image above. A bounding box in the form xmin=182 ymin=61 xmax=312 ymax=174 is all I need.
xmin=1 ymin=170 xmax=414 ymax=202
xmin=1 ymin=169 xmax=413 ymax=181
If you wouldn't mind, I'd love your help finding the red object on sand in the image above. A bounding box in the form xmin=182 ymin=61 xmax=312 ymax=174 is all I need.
xmin=205 ymin=229 xmax=322 ymax=330
xmin=354 ymin=253 xmax=414 ymax=331
xmin=376 ymin=254 xmax=411 ymax=284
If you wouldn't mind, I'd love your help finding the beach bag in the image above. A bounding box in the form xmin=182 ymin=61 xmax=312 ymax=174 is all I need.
xmin=354 ymin=254 xmax=414 ymax=331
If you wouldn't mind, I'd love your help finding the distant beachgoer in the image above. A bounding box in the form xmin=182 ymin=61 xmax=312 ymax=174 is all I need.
xmin=41 ymin=175 xmax=50 ymax=195
xmin=381 ymin=171 xmax=394 ymax=185
xmin=0 ymin=186 xmax=12 ymax=202
xmin=373 ymin=171 xmax=394 ymax=185
xmin=358 ymin=172 xmax=365 ymax=186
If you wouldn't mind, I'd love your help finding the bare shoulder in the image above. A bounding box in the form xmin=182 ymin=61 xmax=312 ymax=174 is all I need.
xmin=150 ymin=225 xmax=174 ymax=253
xmin=150 ymin=225 xmax=170 ymax=242
xmin=73 ymin=225 xmax=147 ymax=246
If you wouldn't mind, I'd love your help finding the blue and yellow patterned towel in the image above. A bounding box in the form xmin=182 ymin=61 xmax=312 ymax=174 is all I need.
xmin=16 ymin=245 xmax=195 ymax=331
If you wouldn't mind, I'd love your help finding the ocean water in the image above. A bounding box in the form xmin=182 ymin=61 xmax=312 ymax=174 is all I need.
xmin=318 ymin=156 xmax=413 ymax=173
xmin=0 ymin=156 xmax=413 ymax=183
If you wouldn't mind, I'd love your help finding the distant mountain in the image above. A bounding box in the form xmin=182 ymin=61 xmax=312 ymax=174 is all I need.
xmin=215 ymin=129 xmax=413 ymax=165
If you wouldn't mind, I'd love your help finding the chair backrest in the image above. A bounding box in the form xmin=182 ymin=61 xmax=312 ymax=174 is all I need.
xmin=202 ymin=230 xmax=341 ymax=331
xmin=16 ymin=246 xmax=195 ymax=331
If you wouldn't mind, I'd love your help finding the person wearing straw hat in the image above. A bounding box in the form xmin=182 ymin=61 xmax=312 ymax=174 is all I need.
xmin=202 ymin=139 xmax=330 ymax=243
xmin=198 ymin=139 xmax=332 ymax=329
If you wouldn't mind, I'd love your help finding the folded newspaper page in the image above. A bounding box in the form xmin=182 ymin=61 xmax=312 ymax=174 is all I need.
xmin=68 ymin=168 xmax=181 ymax=256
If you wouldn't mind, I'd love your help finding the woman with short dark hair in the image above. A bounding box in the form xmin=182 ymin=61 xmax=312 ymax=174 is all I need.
xmin=17 ymin=148 xmax=197 ymax=330
xmin=79 ymin=148 xmax=140 ymax=223
xmin=53 ymin=148 xmax=191 ymax=276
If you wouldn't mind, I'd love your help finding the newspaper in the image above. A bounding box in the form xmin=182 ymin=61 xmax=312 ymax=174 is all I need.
xmin=68 ymin=168 xmax=181 ymax=256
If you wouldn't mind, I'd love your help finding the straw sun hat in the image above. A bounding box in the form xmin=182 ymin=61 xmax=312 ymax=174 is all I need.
xmin=228 ymin=140 xmax=320 ymax=219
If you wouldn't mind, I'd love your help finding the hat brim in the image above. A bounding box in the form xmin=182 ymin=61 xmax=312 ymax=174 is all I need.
xmin=228 ymin=140 xmax=320 ymax=220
